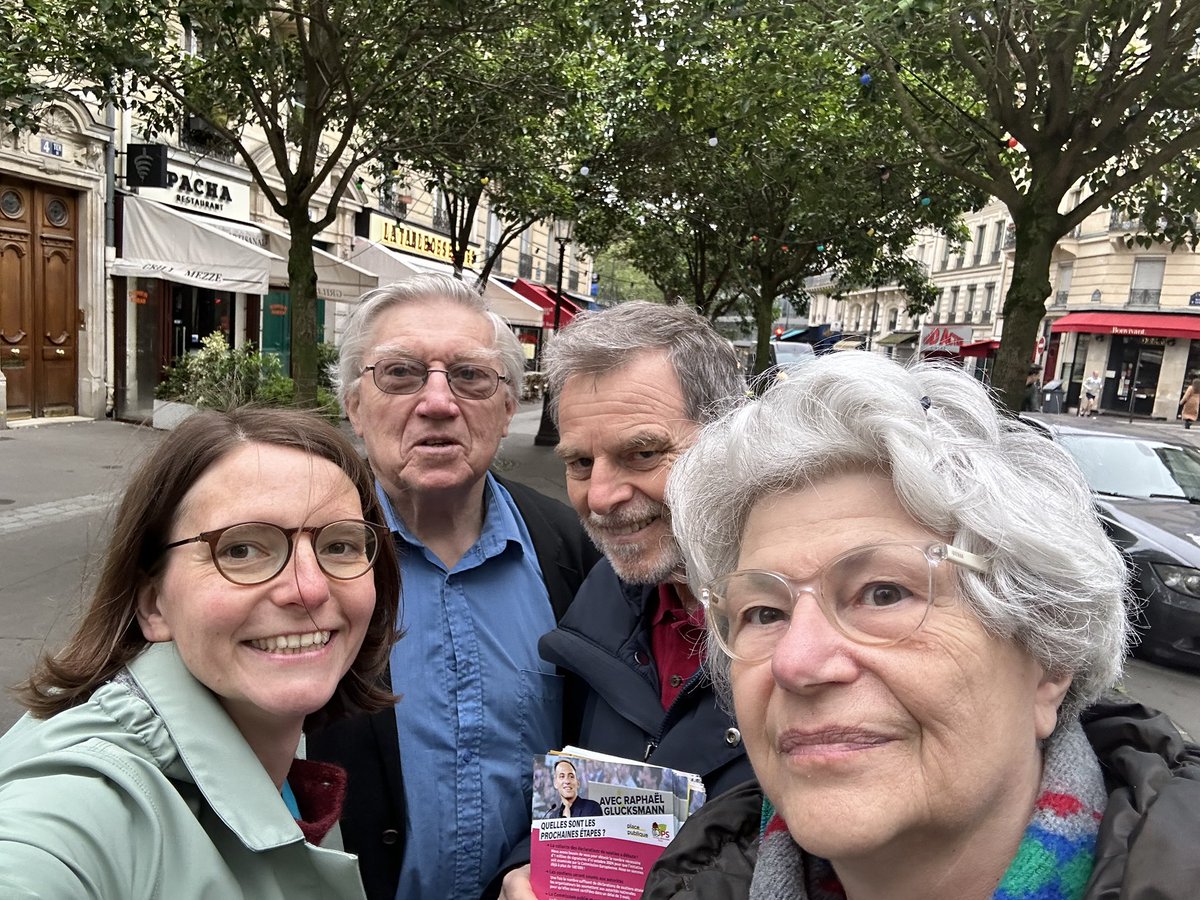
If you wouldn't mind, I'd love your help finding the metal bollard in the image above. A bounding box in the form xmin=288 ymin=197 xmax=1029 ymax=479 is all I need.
xmin=0 ymin=369 xmax=7 ymax=429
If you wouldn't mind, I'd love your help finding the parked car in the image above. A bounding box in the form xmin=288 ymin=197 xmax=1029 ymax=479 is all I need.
xmin=731 ymin=339 xmax=816 ymax=380
xmin=1022 ymin=416 xmax=1200 ymax=670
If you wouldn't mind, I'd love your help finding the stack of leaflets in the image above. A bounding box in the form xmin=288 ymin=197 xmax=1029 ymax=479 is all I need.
xmin=529 ymin=746 xmax=705 ymax=900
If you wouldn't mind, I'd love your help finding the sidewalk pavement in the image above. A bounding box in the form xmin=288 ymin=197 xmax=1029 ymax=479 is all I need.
xmin=1025 ymin=408 xmax=1200 ymax=447
xmin=0 ymin=399 xmax=569 ymax=533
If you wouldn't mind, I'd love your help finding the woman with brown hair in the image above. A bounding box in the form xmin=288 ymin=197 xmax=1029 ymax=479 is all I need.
xmin=0 ymin=408 xmax=401 ymax=899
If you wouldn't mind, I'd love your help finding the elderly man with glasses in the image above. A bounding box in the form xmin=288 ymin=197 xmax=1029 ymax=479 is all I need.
xmin=307 ymin=274 xmax=601 ymax=900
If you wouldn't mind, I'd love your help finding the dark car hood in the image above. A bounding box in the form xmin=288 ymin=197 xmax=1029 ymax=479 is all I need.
xmin=1097 ymin=496 xmax=1200 ymax=565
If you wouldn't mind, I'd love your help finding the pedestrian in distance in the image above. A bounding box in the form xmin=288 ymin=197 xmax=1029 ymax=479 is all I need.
xmin=306 ymin=274 xmax=601 ymax=900
xmin=644 ymin=352 xmax=1200 ymax=900
xmin=0 ymin=408 xmax=401 ymax=900
xmin=1020 ymin=363 xmax=1042 ymax=412
xmin=1181 ymin=378 xmax=1200 ymax=429
xmin=1079 ymin=370 xmax=1103 ymax=417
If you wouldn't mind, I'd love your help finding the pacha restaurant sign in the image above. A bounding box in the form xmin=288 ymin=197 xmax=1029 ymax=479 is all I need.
xmin=919 ymin=324 xmax=973 ymax=353
xmin=370 ymin=214 xmax=477 ymax=268
xmin=140 ymin=165 xmax=251 ymax=219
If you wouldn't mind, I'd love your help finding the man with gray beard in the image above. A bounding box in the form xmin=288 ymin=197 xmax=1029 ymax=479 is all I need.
xmin=500 ymin=302 xmax=754 ymax=900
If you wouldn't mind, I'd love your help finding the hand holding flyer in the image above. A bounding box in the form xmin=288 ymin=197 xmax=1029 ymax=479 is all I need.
xmin=529 ymin=748 xmax=704 ymax=900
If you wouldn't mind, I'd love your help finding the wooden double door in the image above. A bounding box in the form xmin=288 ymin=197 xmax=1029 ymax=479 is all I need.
xmin=0 ymin=176 xmax=79 ymax=418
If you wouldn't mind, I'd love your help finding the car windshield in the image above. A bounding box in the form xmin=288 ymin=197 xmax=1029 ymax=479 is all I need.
xmin=1058 ymin=434 xmax=1200 ymax=501
xmin=772 ymin=343 xmax=813 ymax=364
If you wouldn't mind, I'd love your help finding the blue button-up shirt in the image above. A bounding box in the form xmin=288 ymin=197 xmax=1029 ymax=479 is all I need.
xmin=380 ymin=474 xmax=562 ymax=900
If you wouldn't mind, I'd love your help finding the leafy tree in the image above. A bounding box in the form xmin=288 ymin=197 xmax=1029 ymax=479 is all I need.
xmin=577 ymin=1 xmax=973 ymax=374
xmin=29 ymin=0 xmax=551 ymax=402
xmin=400 ymin=21 xmax=601 ymax=287
xmin=812 ymin=0 xmax=1200 ymax=408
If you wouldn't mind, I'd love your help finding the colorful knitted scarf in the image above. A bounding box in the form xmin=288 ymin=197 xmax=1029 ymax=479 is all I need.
xmin=748 ymin=719 xmax=1107 ymax=900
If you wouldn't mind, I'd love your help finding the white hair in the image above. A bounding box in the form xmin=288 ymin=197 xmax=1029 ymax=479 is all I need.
xmin=334 ymin=274 xmax=524 ymax=409
xmin=666 ymin=352 xmax=1133 ymax=721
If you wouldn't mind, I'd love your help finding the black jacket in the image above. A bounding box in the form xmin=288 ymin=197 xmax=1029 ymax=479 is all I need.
xmin=641 ymin=698 xmax=1200 ymax=900
xmin=306 ymin=477 xmax=602 ymax=900
xmin=539 ymin=559 xmax=754 ymax=801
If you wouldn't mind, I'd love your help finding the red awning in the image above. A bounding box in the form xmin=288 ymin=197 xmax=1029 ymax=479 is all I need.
xmin=960 ymin=339 xmax=1001 ymax=358
xmin=510 ymin=278 xmax=580 ymax=328
xmin=1051 ymin=312 xmax=1200 ymax=339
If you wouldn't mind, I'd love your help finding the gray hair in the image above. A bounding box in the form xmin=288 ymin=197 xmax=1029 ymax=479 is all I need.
xmin=666 ymin=352 xmax=1132 ymax=722
xmin=334 ymin=274 xmax=525 ymax=408
xmin=542 ymin=301 xmax=745 ymax=425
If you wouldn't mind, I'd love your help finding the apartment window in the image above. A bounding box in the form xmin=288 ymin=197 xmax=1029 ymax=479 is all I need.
xmin=1053 ymin=262 xmax=1073 ymax=307
xmin=991 ymin=222 xmax=1005 ymax=262
xmin=965 ymin=285 xmax=976 ymax=321
xmin=972 ymin=225 xmax=986 ymax=265
xmin=948 ymin=286 xmax=960 ymax=322
xmin=1129 ymin=258 xmax=1165 ymax=307
xmin=887 ymin=308 xmax=899 ymax=331
xmin=1067 ymin=189 xmax=1084 ymax=237
xmin=940 ymin=241 xmax=952 ymax=271
xmin=432 ymin=188 xmax=450 ymax=231
xmin=982 ymin=283 xmax=995 ymax=323
xmin=518 ymin=229 xmax=533 ymax=278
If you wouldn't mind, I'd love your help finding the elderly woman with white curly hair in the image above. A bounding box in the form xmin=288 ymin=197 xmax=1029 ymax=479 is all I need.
xmin=643 ymin=353 xmax=1200 ymax=900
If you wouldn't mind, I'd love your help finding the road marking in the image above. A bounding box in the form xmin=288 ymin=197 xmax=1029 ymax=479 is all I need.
xmin=0 ymin=492 xmax=119 ymax=536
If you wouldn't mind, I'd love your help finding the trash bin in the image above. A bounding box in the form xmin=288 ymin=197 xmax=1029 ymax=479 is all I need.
xmin=1042 ymin=379 xmax=1064 ymax=414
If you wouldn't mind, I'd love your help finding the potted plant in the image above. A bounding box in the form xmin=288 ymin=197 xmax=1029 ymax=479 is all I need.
xmin=153 ymin=333 xmax=341 ymax=429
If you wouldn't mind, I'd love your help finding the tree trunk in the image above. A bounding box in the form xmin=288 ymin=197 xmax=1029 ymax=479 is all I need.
xmin=993 ymin=209 xmax=1057 ymax=412
xmin=287 ymin=213 xmax=321 ymax=406
xmin=752 ymin=280 xmax=777 ymax=381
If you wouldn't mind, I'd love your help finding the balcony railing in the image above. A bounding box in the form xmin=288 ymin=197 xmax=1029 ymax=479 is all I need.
xmin=1052 ymin=291 xmax=1069 ymax=307
xmin=1127 ymin=289 xmax=1161 ymax=307
xmin=518 ymin=252 xmax=533 ymax=278
xmin=1110 ymin=210 xmax=1141 ymax=231
xmin=980 ymin=309 xmax=993 ymax=324
xmin=990 ymin=249 xmax=1001 ymax=264
xmin=431 ymin=208 xmax=451 ymax=232
xmin=972 ymin=251 xmax=984 ymax=266
xmin=1003 ymin=223 xmax=1016 ymax=249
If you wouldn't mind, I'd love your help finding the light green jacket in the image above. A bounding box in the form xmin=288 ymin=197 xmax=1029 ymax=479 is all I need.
xmin=0 ymin=642 xmax=367 ymax=899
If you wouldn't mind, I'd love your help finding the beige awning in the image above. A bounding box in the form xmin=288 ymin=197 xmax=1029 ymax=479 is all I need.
xmin=112 ymin=195 xmax=281 ymax=294
xmin=348 ymin=238 xmax=544 ymax=327
xmin=832 ymin=337 xmax=866 ymax=351
xmin=174 ymin=211 xmax=378 ymax=304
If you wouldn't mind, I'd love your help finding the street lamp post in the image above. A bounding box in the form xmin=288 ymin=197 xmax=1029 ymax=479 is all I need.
xmin=534 ymin=216 xmax=574 ymax=446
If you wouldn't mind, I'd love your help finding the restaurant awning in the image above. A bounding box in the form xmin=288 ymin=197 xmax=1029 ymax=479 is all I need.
xmin=1051 ymin=311 xmax=1200 ymax=339
xmin=832 ymin=337 xmax=866 ymax=351
xmin=112 ymin=194 xmax=281 ymax=294
xmin=507 ymin=278 xmax=582 ymax=328
xmin=175 ymin=212 xmax=378 ymax=303
xmin=876 ymin=331 xmax=919 ymax=347
xmin=348 ymin=239 xmax=543 ymax=327
xmin=960 ymin=339 xmax=1001 ymax=357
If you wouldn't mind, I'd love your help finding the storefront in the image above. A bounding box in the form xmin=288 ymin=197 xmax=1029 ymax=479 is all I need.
xmin=1052 ymin=312 xmax=1200 ymax=419
xmin=876 ymin=330 xmax=919 ymax=362
xmin=111 ymin=193 xmax=279 ymax=420
xmin=960 ymin=339 xmax=1001 ymax=383
xmin=111 ymin=149 xmax=378 ymax=420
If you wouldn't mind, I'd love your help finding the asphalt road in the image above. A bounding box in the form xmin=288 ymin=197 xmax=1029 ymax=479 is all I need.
xmin=1 ymin=408 xmax=1197 ymax=741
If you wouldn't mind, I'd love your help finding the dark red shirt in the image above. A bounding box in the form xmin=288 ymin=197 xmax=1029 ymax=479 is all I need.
xmin=649 ymin=583 xmax=707 ymax=710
